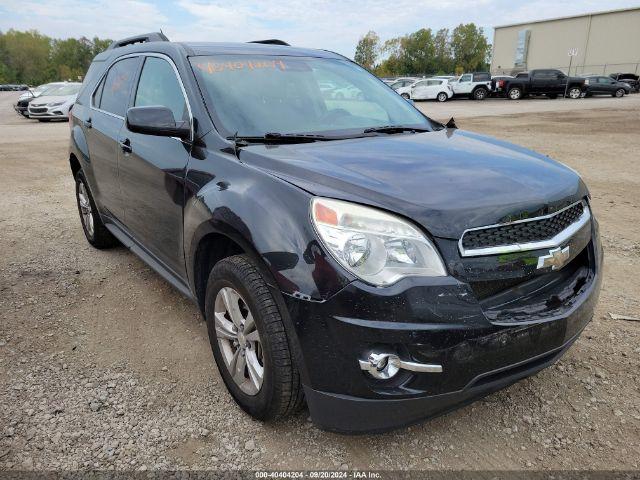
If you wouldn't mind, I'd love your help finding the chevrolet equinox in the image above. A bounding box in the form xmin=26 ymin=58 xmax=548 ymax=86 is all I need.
xmin=69 ymin=33 xmax=602 ymax=433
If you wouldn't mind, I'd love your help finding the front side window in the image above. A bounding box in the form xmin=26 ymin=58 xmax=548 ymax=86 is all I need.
xmin=459 ymin=74 xmax=472 ymax=82
xmin=134 ymin=57 xmax=188 ymax=122
xmin=100 ymin=57 xmax=139 ymax=117
xmin=190 ymin=55 xmax=433 ymax=138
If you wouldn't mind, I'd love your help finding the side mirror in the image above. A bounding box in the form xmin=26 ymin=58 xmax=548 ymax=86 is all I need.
xmin=126 ymin=106 xmax=191 ymax=140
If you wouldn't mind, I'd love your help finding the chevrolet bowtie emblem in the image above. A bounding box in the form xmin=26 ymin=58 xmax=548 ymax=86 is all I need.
xmin=537 ymin=246 xmax=571 ymax=270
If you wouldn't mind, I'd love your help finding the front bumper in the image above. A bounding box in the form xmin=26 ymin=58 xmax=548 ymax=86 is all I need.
xmin=28 ymin=105 xmax=68 ymax=119
xmin=286 ymin=226 xmax=602 ymax=433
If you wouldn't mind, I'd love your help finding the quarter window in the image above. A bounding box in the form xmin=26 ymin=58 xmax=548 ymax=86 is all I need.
xmin=92 ymin=76 xmax=105 ymax=108
xmin=100 ymin=57 xmax=139 ymax=117
xmin=134 ymin=57 xmax=188 ymax=122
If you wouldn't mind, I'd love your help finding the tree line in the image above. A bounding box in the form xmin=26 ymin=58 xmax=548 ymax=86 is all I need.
xmin=0 ymin=30 xmax=112 ymax=85
xmin=354 ymin=24 xmax=491 ymax=77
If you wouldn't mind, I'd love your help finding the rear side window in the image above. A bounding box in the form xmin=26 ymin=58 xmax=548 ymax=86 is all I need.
xmin=474 ymin=73 xmax=490 ymax=81
xmin=100 ymin=57 xmax=139 ymax=117
xmin=134 ymin=57 xmax=188 ymax=122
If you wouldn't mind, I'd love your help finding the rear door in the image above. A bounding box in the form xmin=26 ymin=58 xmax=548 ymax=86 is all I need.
xmin=117 ymin=54 xmax=192 ymax=278
xmin=531 ymin=70 xmax=553 ymax=93
xmin=87 ymin=56 xmax=141 ymax=220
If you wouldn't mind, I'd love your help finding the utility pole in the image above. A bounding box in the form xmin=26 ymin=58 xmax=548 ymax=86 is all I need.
xmin=564 ymin=48 xmax=577 ymax=98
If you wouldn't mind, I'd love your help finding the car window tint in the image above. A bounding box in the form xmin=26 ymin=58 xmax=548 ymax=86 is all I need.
xmin=100 ymin=57 xmax=139 ymax=117
xmin=460 ymin=74 xmax=472 ymax=82
xmin=134 ymin=57 xmax=188 ymax=122
xmin=474 ymin=73 xmax=490 ymax=81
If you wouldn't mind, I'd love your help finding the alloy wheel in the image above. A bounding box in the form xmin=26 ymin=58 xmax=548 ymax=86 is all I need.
xmin=214 ymin=287 xmax=264 ymax=396
xmin=437 ymin=92 xmax=447 ymax=102
xmin=568 ymin=88 xmax=581 ymax=99
xmin=78 ymin=182 xmax=94 ymax=237
xmin=509 ymin=88 xmax=521 ymax=100
xmin=615 ymin=89 xmax=624 ymax=97
xmin=474 ymin=89 xmax=487 ymax=100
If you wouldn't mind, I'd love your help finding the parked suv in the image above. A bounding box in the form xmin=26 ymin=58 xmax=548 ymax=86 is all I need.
xmin=495 ymin=69 xmax=586 ymax=99
xmin=448 ymin=72 xmax=492 ymax=100
xmin=583 ymin=75 xmax=630 ymax=97
xmin=70 ymin=33 xmax=602 ymax=433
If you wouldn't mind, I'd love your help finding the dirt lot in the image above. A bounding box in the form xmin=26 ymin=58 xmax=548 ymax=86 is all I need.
xmin=1 ymin=92 xmax=639 ymax=472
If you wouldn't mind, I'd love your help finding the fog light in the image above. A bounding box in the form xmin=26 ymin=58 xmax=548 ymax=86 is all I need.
xmin=358 ymin=352 xmax=401 ymax=379
xmin=359 ymin=351 xmax=443 ymax=379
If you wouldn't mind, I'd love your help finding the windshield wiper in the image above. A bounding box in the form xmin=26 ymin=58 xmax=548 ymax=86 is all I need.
xmin=229 ymin=132 xmax=334 ymax=145
xmin=363 ymin=125 xmax=431 ymax=134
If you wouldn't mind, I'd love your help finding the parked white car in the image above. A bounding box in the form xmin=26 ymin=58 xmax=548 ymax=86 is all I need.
xmin=396 ymin=78 xmax=453 ymax=102
xmin=27 ymin=83 xmax=82 ymax=121
xmin=331 ymin=85 xmax=364 ymax=100
xmin=448 ymin=72 xmax=492 ymax=100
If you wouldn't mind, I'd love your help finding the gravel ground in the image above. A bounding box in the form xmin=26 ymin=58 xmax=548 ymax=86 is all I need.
xmin=1 ymin=92 xmax=639 ymax=472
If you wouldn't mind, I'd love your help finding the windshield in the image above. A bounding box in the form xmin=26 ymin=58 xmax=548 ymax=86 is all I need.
xmin=190 ymin=55 xmax=433 ymax=137
xmin=42 ymin=84 xmax=81 ymax=96
xmin=33 ymin=84 xmax=55 ymax=94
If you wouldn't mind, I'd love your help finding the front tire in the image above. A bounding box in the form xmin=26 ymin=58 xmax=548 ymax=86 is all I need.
xmin=75 ymin=170 xmax=118 ymax=249
xmin=508 ymin=87 xmax=522 ymax=100
xmin=205 ymin=255 xmax=304 ymax=421
xmin=437 ymin=92 xmax=448 ymax=102
xmin=614 ymin=88 xmax=625 ymax=98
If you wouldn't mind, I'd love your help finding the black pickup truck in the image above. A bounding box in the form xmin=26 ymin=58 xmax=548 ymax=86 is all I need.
xmin=494 ymin=69 xmax=586 ymax=100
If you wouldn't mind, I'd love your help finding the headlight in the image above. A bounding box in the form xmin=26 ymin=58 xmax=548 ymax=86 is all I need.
xmin=47 ymin=101 xmax=65 ymax=107
xmin=311 ymin=198 xmax=446 ymax=286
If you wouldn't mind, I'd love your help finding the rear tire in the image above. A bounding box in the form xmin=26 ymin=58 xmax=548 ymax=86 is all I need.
xmin=75 ymin=170 xmax=118 ymax=249
xmin=508 ymin=87 xmax=522 ymax=100
xmin=205 ymin=255 xmax=304 ymax=421
xmin=472 ymin=87 xmax=488 ymax=100
xmin=436 ymin=92 xmax=448 ymax=102
xmin=567 ymin=87 xmax=582 ymax=99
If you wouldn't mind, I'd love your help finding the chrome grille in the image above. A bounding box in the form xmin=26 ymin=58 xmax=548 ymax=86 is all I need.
xmin=459 ymin=200 xmax=590 ymax=257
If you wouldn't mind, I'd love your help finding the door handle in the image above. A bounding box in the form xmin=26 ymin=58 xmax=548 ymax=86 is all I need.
xmin=83 ymin=118 xmax=92 ymax=129
xmin=119 ymin=138 xmax=132 ymax=153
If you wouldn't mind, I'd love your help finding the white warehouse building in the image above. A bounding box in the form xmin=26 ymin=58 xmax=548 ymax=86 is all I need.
xmin=490 ymin=7 xmax=640 ymax=76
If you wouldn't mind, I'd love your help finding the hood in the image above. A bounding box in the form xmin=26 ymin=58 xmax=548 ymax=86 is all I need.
xmin=30 ymin=94 xmax=76 ymax=106
xmin=238 ymin=129 xmax=587 ymax=239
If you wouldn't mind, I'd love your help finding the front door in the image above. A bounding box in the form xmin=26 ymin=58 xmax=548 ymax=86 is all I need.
xmin=118 ymin=55 xmax=192 ymax=278
xmin=454 ymin=74 xmax=473 ymax=94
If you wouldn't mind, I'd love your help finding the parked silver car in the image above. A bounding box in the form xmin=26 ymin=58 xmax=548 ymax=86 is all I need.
xmin=27 ymin=83 xmax=82 ymax=121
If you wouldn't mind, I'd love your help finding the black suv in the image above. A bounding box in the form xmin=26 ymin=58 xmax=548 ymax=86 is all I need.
xmin=69 ymin=33 xmax=602 ymax=433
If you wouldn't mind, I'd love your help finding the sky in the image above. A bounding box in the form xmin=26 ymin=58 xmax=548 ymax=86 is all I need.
xmin=1 ymin=0 xmax=639 ymax=58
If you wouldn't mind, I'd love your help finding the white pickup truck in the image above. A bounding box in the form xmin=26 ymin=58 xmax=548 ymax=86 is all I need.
xmin=449 ymin=72 xmax=492 ymax=100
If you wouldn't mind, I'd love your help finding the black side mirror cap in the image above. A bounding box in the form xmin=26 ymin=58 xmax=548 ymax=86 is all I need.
xmin=126 ymin=106 xmax=191 ymax=140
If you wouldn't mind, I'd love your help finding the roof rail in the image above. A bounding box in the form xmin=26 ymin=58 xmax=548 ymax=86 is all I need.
xmin=248 ymin=39 xmax=290 ymax=46
xmin=108 ymin=32 xmax=169 ymax=50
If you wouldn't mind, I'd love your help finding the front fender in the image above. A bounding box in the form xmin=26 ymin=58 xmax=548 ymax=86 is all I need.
xmin=183 ymin=137 xmax=354 ymax=303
